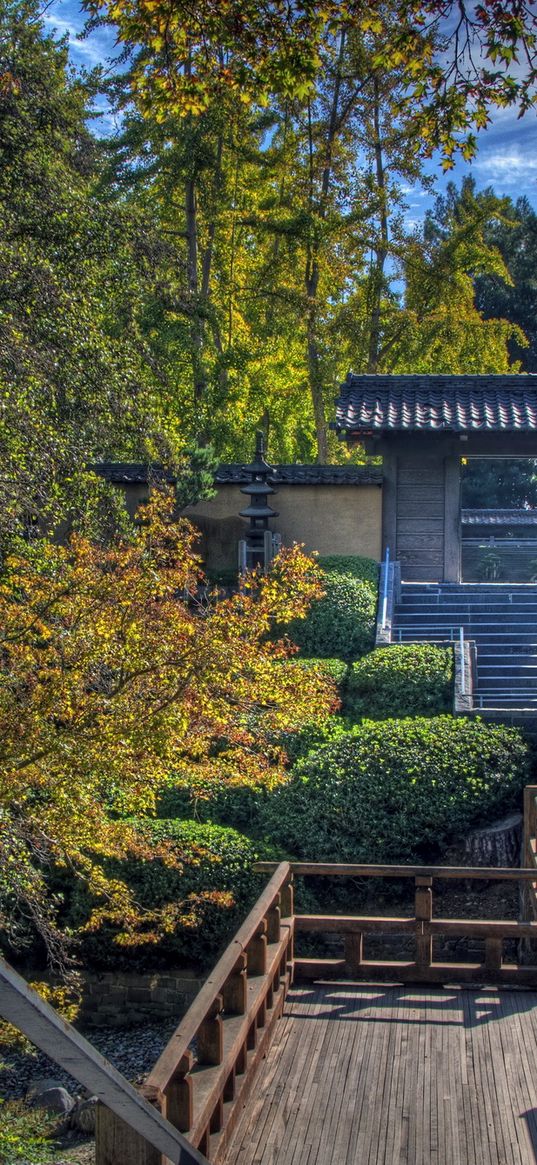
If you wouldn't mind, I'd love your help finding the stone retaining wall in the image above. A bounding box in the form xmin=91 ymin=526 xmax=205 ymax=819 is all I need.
xmin=78 ymin=970 xmax=204 ymax=1028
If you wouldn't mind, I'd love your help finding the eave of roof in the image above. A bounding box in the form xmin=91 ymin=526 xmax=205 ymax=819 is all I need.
xmin=92 ymin=462 xmax=383 ymax=487
xmin=462 ymin=508 xmax=537 ymax=526
xmin=335 ymin=374 xmax=537 ymax=434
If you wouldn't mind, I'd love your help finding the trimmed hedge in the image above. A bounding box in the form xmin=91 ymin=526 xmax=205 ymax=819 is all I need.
xmin=287 ymin=572 xmax=377 ymax=660
xmin=63 ymin=820 xmax=264 ymax=969
xmin=318 ymin=555 xmax=379 ymax=589
xmin=260 ymin=716 xmax=531 ymax=865
xmin=345 ymin=644 xmax=453 ymax=721
xmin=279 ymin=714 xmax=353 ymax=766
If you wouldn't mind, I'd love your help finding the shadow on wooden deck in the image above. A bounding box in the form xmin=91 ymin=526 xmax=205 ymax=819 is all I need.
xmin=224 ymin=981 xmax=537 ymax=1165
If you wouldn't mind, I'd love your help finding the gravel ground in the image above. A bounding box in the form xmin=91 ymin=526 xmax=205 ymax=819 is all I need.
xmin=0 ymin=1017 xmax=180 ymax=1101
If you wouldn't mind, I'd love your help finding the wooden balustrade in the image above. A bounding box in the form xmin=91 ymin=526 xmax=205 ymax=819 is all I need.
xmin=96 ymin=861 xmax=294 ymax=1165
xmin=255 ymin=859 xmax=537 ymax=987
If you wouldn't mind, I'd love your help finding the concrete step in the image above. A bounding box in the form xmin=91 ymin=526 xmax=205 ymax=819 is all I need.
xmin=401 ymin=583 xmax=537 ymax=591
xmin=478 ymin=663 xmax=537 ymax=675
xmin=475 ymin=647 xmax=537 ymax=657
xmin=394 ymin=613 xmax=537 ymax=625
xmin=475 ymin=697 xmax=537 ymax=705
xmin=397 ymin=599 xmax=537 ymax=610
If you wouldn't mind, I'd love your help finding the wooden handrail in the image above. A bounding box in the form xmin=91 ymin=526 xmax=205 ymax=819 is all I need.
xmin=255 ymin=861 xmax=537 ymax=880
xmin=95 ymin=861 xmax=294 ymax=1164
xmin=255 ymin=843 xmax=537 ymax=989
xmin=148 ymin=861 xmax=292 ymax=1093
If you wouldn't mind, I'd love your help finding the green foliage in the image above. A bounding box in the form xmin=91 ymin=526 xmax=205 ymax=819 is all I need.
xmin=475 ymin=193 xmax=537 ymax=372
xmin=279 ymin=716 xmax=353 ymax=766
xmin=64 ymin=819 xmax=264 ymax=968
xmin=0 ymin=1100 xmax=58 ymax=1165
xmin=287 ymin=573 xmax=377 ymax=661
xmin=462 ymin=458 xmax=537 ymax=509
xmin=157 ymin=774 xmax=275 ymax=832
xmin=317 ymin=555 xmax=379 ymax=589
xmin=261 ymin=717 xmax=531 ymax=865
xmin=296 ymin=657 xmax=349 ymax=687
xmin=345 ymin=644 xmax=453 ymax=721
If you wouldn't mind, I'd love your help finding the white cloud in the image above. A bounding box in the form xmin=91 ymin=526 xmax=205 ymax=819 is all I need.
xmin=473 ymin=148 xmax=537 ymax=185
xmin=43 ymin=14 xmax=106 ymax=66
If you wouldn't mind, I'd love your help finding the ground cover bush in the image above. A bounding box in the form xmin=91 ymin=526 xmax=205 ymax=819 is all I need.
xmin=260 ymin=716 xmax=532 ymax=865
xmin=345 ymin=644 xmax=453 ymax=721
xmin=0 ymin=1100 xmax=59 ymax=1165
xmin=62 ymin=820 xmax=265 ymax=969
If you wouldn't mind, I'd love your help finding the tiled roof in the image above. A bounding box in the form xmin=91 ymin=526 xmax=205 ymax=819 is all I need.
xmin=462 ymin=509 xmax=537 ymax=526
xmin=92 ymin=462 xmax=382 ymax=487
xmin=334 ymin=374 xmax=537 ymax=433
xmin=92 ymin=462 xmax=176 ymax=484
xmin=215 ymin=464 xmax=382 ymax=486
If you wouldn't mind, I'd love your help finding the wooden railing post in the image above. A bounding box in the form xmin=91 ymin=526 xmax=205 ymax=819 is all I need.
xmin=522 ymin=785 xmax=537 ymax=923
xmin=344 ymin=933 xmax=363 ymax=977
xmin=267 ymin=894 xmax=281 ymax=942
xmin=523 ymin=785 xmax=537 ymax=866
xmin=485 ymin=937 xmax=503 ymax=974
xmin=223 ymin=952 xmax=248 ymax=1015
xmin=415 ymin=876 xmax=433 ymax=971
xmin=281 ymin=876 xmax=294 ymax=972
xmin=281 ymin=875 xmax=294 ymax=920
xmin=162 ymin=1052 xmax=193 ymax=1135
xmin=247 ymin=920 xmax=268 ymax=975
xmin=197 ymin=995 xmax=224 ymax=1065
xmin=96 ymin=1100 xmax=162 ymax=1165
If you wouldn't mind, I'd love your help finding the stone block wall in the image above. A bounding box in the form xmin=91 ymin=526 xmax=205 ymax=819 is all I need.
xmin=78 ymin=970 xmax=204 ymax=1029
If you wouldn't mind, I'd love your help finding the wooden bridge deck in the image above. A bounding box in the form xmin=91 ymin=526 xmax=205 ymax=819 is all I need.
xmin=224 ymin=981 xmax=537 ymax=1165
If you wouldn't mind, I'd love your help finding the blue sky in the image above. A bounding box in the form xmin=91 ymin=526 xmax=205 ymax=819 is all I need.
xmin=44 ymin=0 xmax=537 ymax=221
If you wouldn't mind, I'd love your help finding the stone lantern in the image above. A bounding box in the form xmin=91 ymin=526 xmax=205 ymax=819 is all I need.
xmin=238 ymin=431 xmax=280 ymax=572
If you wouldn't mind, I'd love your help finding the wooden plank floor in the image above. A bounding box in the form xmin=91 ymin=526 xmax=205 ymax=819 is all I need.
xmin=224 ymin=982 xmax=537 ymax=1165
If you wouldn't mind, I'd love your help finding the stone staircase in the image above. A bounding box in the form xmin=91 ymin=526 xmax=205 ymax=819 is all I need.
xmin=391 ymin=583 xmax=537 ymax=710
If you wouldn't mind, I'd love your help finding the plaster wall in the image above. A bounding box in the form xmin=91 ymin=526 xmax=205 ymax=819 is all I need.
xmin=184 ymin=484 xmax=383 ymax=571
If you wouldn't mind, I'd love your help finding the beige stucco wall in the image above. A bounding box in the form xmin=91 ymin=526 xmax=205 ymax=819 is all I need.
xmin=184 ymin=483 xmax=383 ymax=571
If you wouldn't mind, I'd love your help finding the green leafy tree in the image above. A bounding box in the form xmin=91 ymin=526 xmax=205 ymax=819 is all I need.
xmin=0 ymin=1 xmax=214 ymax=543
xmin=474 ymin=195 xmax=537 ymax=372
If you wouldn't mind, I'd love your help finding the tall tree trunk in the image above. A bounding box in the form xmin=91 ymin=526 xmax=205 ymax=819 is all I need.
xmin=304 ymin=31 xmax=345 ymax=463
xmin=367 ymin=77 xmax=389 ymax=374
xmin=185 ymin=176 xmax=206 ymax=409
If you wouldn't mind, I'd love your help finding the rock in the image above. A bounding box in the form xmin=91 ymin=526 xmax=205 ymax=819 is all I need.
xmin=26 ymin=1077 xmax=66 ymax=1098
xmin=27 ymin=1080 xmax=76 ymax=1115
xmin=70 ymin=1096 xmax=98 ymax=1133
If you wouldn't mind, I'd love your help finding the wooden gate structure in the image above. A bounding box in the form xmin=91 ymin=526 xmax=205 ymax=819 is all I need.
xmin=3 ymin=790 xmax=537 ymax=1163
xmin=333 ymin=373 xmax=537 ymax=582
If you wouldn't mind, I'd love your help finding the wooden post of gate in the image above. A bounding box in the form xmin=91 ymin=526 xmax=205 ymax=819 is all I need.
xmin=415 ymin=876 xmax=433 ymax=971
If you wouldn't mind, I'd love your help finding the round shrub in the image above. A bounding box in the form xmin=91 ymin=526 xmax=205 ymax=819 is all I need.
xmin=318 ymin=555 xmax=379 ymax=589
xmin=63 ymin=820 xmax=264 ymax=969
xmin=261 ymin=716 xmax=531 ymax=865
xmin=345 ymin=644 xmax=453 ymax=721
xmin=288 ymin=573 xmax=377 ymax=660
xmin=279 ymin=714 xmax=354 ymax=766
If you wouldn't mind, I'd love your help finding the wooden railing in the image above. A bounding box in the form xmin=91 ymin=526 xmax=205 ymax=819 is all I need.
xmin=256 ymin=861 xmax=537 ymax=986
xmin=96 ymin=861 xmax=294 ymax=1165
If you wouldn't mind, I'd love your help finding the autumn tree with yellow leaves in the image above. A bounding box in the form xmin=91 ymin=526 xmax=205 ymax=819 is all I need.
xmin=0 ymin=492 xmax=334 ymax=965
